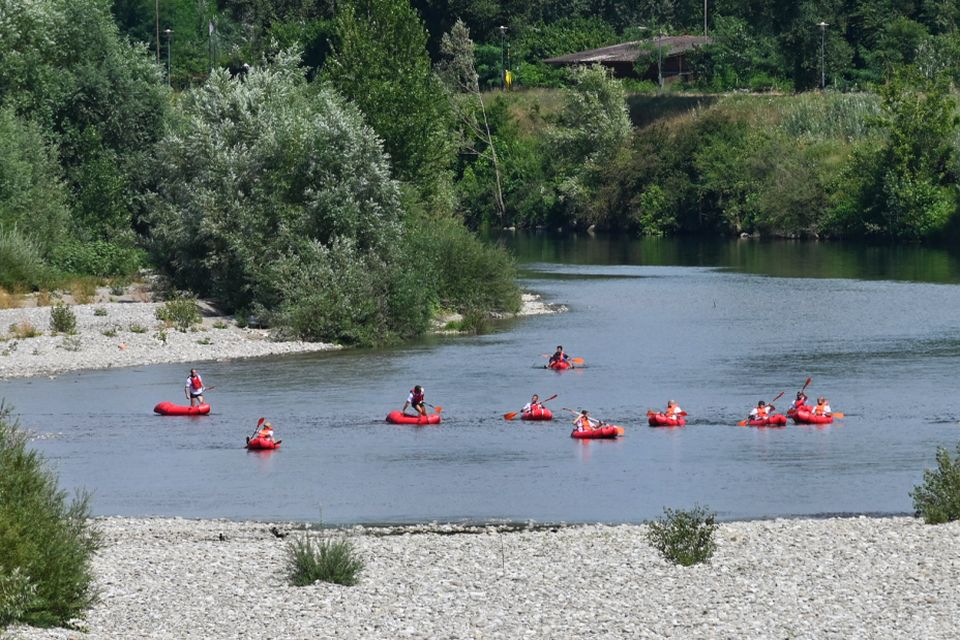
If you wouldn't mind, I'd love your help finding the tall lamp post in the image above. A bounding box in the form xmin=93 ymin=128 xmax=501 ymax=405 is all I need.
xmin=164 ymin=28 xmax=173 ymax=87
xmin=704 ymin=0 xmax=708 ymax=35
xmin=656 ymin=29 xmax=664 ymax=93
xmin=817 ymin=21 xmax=828 ymax=89
xmin=499 ymin=25 xmax=508 ymax=91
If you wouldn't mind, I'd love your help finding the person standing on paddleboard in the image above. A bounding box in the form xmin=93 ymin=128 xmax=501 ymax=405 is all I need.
xmin=185 ymin=369 xmax=206 ymax=407
xmin=402 ymin=385 xmax=427 ymax=417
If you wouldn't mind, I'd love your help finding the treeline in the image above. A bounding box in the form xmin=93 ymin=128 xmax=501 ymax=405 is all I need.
xmin=111 ymin=0 xmax=960 ymax=91
xmin=0 ymin=0 xmax=520 ymax=346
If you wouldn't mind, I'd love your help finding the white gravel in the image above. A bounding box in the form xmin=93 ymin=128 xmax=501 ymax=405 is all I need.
xmin=8 ymin=516 xmax=960 ymax=639
xmin=0 ymin=302 xmax=337 ymax=380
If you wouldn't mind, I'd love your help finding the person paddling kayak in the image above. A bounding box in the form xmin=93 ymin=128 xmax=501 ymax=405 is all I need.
xmin=548 ymin=346 xmax=570 ymax=368
xmin=255 ymin=420 xmax=275 ymax=443
xmin=749 ymin=400 xmax=774 ymax=420
xmin=185 ymin=369 xmax=206 ymax=407
xmin=573 ymin=409 xmax=601 ymax=432
xmin=402 ymin=385 xmax=427 ymax=417
xmin=790 ymin=391 xmax=810 ymax=413
xmin=523 ymin=394 xmax=544 ymax=416
xmin=663 ymin=400 xmax=683 ymax=419
xmin=812 ymin=396 xmax=832 ymax=417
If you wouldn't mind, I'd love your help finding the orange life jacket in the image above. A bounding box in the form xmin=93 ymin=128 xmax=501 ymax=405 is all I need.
xmin=756 ymin=406 xmax=769 ymax=418
xmin=813 ymin=403 xmax=828 ymax=415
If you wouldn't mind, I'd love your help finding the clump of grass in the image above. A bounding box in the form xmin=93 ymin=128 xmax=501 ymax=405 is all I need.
xmin=8 ymin=322 xmax=41 ymax=339
xmin=911 ymin=443 xmax=960 ymax=524
xmin=93 ymin=307 xmax=107 ymax=317
xmin=101 ymin=326 xmax=118 ymax=338
xmin=70 ymin=279 xmax=97 ymax=305
xmin=285 ymin=533 xmax=364 ymax=587
xmin=108 ymin=278 xmax=129 ymax=297
xmin=212 ymin=320 xmax=228 ymax=329
xmin=128 ymin=323 xmax=146 ymax=334
xmin=35 ymin=290 xmax=52 ymax=307
xmin=155 ymin=297 xmax=201 ymax=332
xmin=646 ymin=506 xmax=718 ymax=566
xmin=49 ymin=303 xmax=77 ymax=334
xmin=0 ymin=404 xmax=101 ymax=627
xmin=59 ymin=335 xmax=82 ymax=352
xmin=0 ymin=288 xmax=21 ymax=309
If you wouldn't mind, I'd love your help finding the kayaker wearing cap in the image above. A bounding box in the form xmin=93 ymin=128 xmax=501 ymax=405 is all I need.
xmin=573 ymin=409 xmax=600 ymax=432
xmin=256 ymin=420 xmax=275 ymax=442
xmin=523 ymin=394 xmax=543 ymax=416
xmin=402 ymin=385 xmax=427 ymax=417
xmin=185 ymin=369 xmax=205 ymax=406
xmin=749 ymin=400 xmax=773 ymax=420
xmin=812 ymin=397 xmax=832 ymax=416
xmin=548 ymin=346 xmax=570 ymax=367
xmin=664 ymin=400 xmax=683 ymax=418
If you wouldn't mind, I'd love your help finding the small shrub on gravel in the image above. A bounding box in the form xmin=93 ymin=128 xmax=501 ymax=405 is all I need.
xmin=128 ymin=323 xmax=146 ymax=334
xmin=59 ymin=335 xmax=82 ymax=352
xmin=285 ymin=533 xmax=363 ymax=586
xmin=647 ymin=506 xmax=718 ymax=566
xmin=93 ymin=308 xmax=107 ymax=317
xmin=155 ymin=297 xmax=201 ymax=332
xmin=9 ymin=322 xmax=40 ymax=339
xmin=911 ymin=443 xmax=960 ymax=524
xmin=0 ymin=404 xmax=101 ymax=627
xmin=212 ymin=320 xmax=228 ymax=329
xmin=49 ymin=303 xmax=76 ymax=334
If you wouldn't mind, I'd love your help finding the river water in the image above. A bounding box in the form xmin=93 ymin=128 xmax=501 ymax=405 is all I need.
xmin=7 ymin=235 xmax=960 ymax=524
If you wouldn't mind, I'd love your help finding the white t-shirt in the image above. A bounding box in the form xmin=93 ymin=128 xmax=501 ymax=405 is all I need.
xmin=185 ymin=376 xmax=204 ymax=395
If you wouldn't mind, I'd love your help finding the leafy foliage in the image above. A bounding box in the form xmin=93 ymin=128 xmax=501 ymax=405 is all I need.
xmin=0 ymin=405 xmax=101 ymax=627
xmin=646 ymin=506 xmax=718 ymax=566
xmin=285 ymin=533 xmax=364 ymax=586
xmin=49 ymin=303 xmax=77 ymax=335
xmin=911 ymin=443 xmax=960 ymax=524
xmin=156 ymin=297 xmax=201 ymax=332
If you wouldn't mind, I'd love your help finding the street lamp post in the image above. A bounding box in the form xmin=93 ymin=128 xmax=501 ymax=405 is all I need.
xmin=817 ymin=21 xmax=828 ymax=89
xmin=164 ymin=28 xmax=173 ymax=86
xmin=657 ymin=30 xmax=663 ymax=93
xmin=499 ymin=25 xmax=508 ymax=91
xmin=704 ymin=0 xmax=708 ymax=35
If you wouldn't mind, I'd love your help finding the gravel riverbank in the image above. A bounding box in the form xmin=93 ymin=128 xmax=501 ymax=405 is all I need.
xmin=0 ymin=294 xmax=559 ymax=380
xmin=8 ymin=516 xmax=960 ymax=639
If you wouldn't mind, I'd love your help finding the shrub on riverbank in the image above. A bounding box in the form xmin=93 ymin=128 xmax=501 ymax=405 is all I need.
xmin=0 ymin=405 xmax=100 ymax=627
xmin=911 ymin=443 xmax=960 ymax=524
xmin=646 ymin=506 xmax=718 ymax=566
xmin=285 ymin=533 xmax=364 ymax=587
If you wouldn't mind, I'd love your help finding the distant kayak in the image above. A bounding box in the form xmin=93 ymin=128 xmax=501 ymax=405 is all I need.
xmin=745 ymin=414 xmax=788 ymax=427
xmin=246 ymin=436 xmax=280 ymax=450
xmin=386 ymin=411 xmax=442 ymax=425
xmin=521 ymin=408 xmax=553 ymax=421
xmin=154 ymin=401 xmax=210 ymax=416
xmin=570 ymin=426 xmax=621 ymax=439
xmin=547 ymin=360 xmax=572 ymax=370
xmin=792 ymin=409 xmax=833 ymax=425
xmin=648 ymin=413 xmax=685 ymax=427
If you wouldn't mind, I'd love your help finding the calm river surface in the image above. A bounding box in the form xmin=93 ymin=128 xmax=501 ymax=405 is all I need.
xmin=7 ymin=235 xmax=960 ymax=524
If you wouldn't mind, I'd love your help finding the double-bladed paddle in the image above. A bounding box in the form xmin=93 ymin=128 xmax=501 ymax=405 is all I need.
xmin=504 ymin=394 xmax=557 ymax=421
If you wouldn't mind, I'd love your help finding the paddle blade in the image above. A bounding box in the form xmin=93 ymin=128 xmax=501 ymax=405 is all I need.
xmin=646 ymin=410 xmax=655 ymax=416
xmin=433 ymin=406 xmax=443 ymax=413
xmin=503 ymin=412 xmax=519 ymax=421
xmin=615 ymin=426 xmax=625 ymax=435
xmin=832 ymin=412 xmax=844 ymax=419
xmin=570 ymin=357 xmax=585 ymax=365
xmin=257 ymin=417 xmax=265 ymax=428
xmin=801 ymin=377 xmax=812 ymax=391
xmin=737 ymin=419 xmax=748 ymax=426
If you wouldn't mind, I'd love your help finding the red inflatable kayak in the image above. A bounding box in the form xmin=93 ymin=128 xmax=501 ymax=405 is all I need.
xmin=792 ymin=409 xmax=833 ymax=425
xmin=246 ymin=436 xmax=281 ymax=450
xmin=547 ymin=360 xmax=571 ymax=370
xmin=648 ymin=413 xmax=686 ymax=427
xmin=386 ymin=411 xmax=442 ymax=425
xmin=521 ymin=408 xmax=553 ymax=421
xmin=570 ymin=426 xmax=622 ymax=439
xmin=745 ymin=414 xmax=788 ymax=427
xmin=154 ymin=401 xmax=210 ymax=416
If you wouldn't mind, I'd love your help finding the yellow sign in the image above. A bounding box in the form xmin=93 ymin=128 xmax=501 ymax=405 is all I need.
xmin=505 ymin=69 xmax=514 ymax=90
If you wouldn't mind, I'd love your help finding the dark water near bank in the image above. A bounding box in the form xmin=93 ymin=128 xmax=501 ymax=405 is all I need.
xmin=7 ymin=236 xmax=960 ymax=524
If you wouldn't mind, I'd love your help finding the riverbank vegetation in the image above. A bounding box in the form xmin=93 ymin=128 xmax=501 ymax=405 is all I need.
xmin=911 ymin=443 xmax=960 ymax=524
xmin=0 ymin=406 xmax=100 ymax=627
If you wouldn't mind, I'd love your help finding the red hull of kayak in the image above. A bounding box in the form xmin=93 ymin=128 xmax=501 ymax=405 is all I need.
xmin=745 ymin=414 xmax=788 ymax=427
xmin=154 ymin=401 xmax=210 ymax=416
xmin=571 ymin=426 xmax=621 ymax=439
xmin=246 ymin=437 xmax=280 ymax=450
xmin=521 ymin=408 xmax=554 ymax=421
xmin=648 ymin=413 xmax=686 ymax=427
xmin=792 ymin=409 xmax=833 ymax=425
xmin=547 ymin=360 xmax=571 ymax=370
xmin=386 ymin=411 xmax=442 ymax=425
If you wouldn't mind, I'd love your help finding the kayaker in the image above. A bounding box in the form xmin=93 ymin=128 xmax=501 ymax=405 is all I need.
xmin=523 ymin=394 xmax=543 ymax=416
xmin=749 ymin=401 xmax=772 ymax=420
xmin=663 ymin=400 xmax=683 ymax=418
xmin=256 ymin=420 xmax=275 ymax=442
xmin=402 ymin=385 xmax=427 ymax=417
xmin=812 ymin=397 xmax=832 ymax=416
xmin=791 ymin=391 xmax=809 ymax=412
xmin=548 ymin=346 xmax=570 ymax=367
xmin=573 ymin=409 xmax=600 ymax=431
xmin=184 ymin=369 xmax=205 ymax=407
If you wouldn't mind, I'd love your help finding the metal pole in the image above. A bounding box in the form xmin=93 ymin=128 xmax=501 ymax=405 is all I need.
xmin=499 ymin=26 xmax=507 ymax=91
xmin=155 ymin=0 xmax=160 ymax=64
xmin=704 ymin=0 xmax=708 ymax=35
xmin=164 ymin=28 xmax=173 ymax=87
xmin=657 ymin=32 xmax=663 ymax=92
xmin=818 ymin=22 xmax=828 ymax=89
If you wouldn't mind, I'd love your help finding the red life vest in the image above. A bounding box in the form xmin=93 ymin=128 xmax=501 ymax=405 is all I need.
xmin=410 ymin=389 xmax=424 ymax=405
xmin=190 ymin=374 xmax=203 ymax=391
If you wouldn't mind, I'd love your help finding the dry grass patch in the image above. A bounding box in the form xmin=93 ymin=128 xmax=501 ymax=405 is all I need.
xmin=0 ymin=289 xmax=21 ymax=309
xmin=8 ymin=322 xmax=41 ymax=339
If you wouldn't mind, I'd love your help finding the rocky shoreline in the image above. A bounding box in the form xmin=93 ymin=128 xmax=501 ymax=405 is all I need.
xmin=8 ymin=515 xmax=960 ymax=639
xmin=0 ymin=293 xmax=560 ymax=381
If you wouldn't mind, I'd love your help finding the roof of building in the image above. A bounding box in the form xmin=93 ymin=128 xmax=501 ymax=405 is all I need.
xmin=544 ymin=35 xmax=713 ymax=66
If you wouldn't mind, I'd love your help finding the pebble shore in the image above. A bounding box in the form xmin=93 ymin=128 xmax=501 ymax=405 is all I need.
xmin=8 ymin=516 xmax=960 ymax=639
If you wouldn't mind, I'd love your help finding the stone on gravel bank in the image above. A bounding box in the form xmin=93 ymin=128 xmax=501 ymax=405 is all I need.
xmin=8 ymin=516 xmax=960 ymax=639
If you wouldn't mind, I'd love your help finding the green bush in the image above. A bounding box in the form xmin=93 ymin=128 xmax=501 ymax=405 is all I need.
xmin=0 ymin=404 xmax=100 ymax=627
xmin=911 ymin=443 xmax=960 ymax=524
xmin=285 ymin=533 xmax=364 ymax=587
xmin=51 ymin=240 xmax=144 ymax=277
xmin=49 ymin=303 xmax=76 ymax=334
xmin=0 ymin=229 xmax=52 ymax=291
xmin=646 ymin=506 xmax=718 ymax=566
xmin=155 ymin=297 xmax=201 ymax=332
